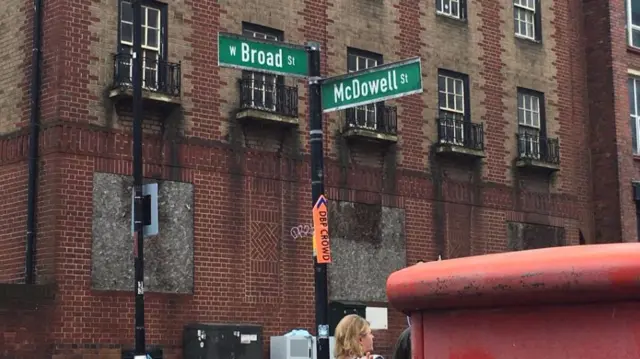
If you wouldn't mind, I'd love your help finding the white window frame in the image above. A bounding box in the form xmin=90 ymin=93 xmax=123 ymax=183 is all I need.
xmin=347 ymin=52 xmax=380 ymax=130
xmin=629 ymin=76 xmax=640 ymax=154
xmin=120 ymin=1 xmax=161 ymax=90
xmin=242 ymin=28 xmax=280 ymax=112
xmin=438 ymin=74 xmax=465 ymax=145
xmin=628 ymin=0 xmax=640 ymax=48
xmin=436 ymin=0 xmax=462 ymax=19
xmin=514 ymin=0 xmax=536 ymax=40
xmin=517 ymin=91 xmax=542 ymax=159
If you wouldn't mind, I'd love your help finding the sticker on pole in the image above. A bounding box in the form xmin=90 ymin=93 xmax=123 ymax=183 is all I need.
xmin=313 ymin=195 xmax=332 ymax=263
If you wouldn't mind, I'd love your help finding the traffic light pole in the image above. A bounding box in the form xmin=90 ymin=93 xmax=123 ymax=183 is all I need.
xmin=132 ymin=0 xmax=146 ymax=357
xmin=306 ymin=41 xmax=330 ymax=359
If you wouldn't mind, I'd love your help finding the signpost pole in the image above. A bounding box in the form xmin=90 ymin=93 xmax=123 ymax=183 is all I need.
xmin=132 ymin=0 xmax=146 ymax=357
xmin=307 ymin=41 xmax=330 ymax=359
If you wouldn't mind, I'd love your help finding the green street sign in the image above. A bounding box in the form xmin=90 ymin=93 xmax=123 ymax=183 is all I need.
xmin=321 ymin=57 xmax=423 ymax=113
xmin=218 ymin=32 xmax=309 ymax=78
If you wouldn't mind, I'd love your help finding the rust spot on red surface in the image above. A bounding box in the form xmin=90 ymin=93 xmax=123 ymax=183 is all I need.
xmin=449 ymin=348 xmax=494 ymax=359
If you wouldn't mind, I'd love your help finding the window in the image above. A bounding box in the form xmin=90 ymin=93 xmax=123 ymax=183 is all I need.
xmin=118 ymin=0 xmax=167 ymax=90
xmin=437 ymin=70 xmax=469 ymax=145
xmin=517 ymin=89 xmax=545 ymax=159
xmin=241 ymin=23 xmax=284 ymax=112
xmin=436 ymin=0 xmax=467 ymax=20
xmin=627 ymin=0 xmax=640 ymax=48
xmin=514 ymin=0 xmax=541 ymax=41
xmin=346 ymin=48 xmax=383 ymax=130
xmin=629 ymin=77 xmax=640 ymax=154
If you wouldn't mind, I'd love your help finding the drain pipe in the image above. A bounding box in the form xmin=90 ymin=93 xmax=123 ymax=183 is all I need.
xmin=25 ymin=0 xmax=43 ymax=284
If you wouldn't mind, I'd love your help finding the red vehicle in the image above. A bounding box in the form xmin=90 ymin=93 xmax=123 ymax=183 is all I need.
xmin=387 ymin=243 xmax=640 ymax=359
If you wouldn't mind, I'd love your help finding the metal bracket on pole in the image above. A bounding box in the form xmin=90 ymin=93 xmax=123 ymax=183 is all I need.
xmin=308 ymin=76 xmax=322 ymax=85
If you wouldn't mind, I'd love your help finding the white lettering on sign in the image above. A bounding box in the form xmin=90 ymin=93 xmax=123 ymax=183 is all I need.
xmin=230 ymin=42 xmax=283 ymax=68
xmin=333 ymin=70 xmax=401 ymax=103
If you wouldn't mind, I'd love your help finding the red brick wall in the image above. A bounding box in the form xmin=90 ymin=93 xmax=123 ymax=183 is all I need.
xmin=0 ymin=284 xmax=55 ymax=359
xmin=0 ymin=158 xmax=28 ymax=283
xmin=0 ymin=0 xmax=599 ymax=358
xmin=584 ymin=0 xmax=637 ymax=243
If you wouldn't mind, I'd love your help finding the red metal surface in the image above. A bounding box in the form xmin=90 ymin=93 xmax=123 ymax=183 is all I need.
xmin=387 ymin=243 xmax=640 ymax=312
xmin=388 ymin=244 xmax=640 ymax=359
xmin=416 ymin=302 xmax=640 ymax=359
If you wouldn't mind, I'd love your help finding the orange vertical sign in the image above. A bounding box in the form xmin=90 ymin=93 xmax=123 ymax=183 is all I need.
xmin=313 ymin=195 xmax=332 ymax=263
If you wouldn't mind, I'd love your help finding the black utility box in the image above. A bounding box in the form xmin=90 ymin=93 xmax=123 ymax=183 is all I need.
xmin=183 ymin=323 xmax=263 ymax=359
xmin=329 ymin=301 xmax=366 ymax=336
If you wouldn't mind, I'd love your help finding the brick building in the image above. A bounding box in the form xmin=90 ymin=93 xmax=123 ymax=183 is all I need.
xmin=0 ymin=0 xmax=613 ymax=358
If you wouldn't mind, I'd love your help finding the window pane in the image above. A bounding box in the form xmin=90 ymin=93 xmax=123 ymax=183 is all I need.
xmin=629 ymin=78 xmax=637 ymax=115
xmin=518 ymin=108 xmax=525 ymax=124
xmin=451 ymin=1 xmax=459 ymax=17
xmin=527 ymin=23 xmax=534 ymax=38
xmin=532 ymin=113 xmax=540 ymax=128
xmin=632 ymin=116 xmax=639 ymax=154
xmin=447 ymin=78 xmax=454 ymax=92
xmin=146 ymin=28 xmax=158 ymax=48
xmin=633 ymin=29 xmax=640 ymax=48
xmin=436 ymin=0 xmax=442 ymax=12
xmin=447 ymin=94 xmax=455 ymax=109
xmin=122 ymin=2 xmax=132 ymax=22
xmin=358 ymin=57 xmax=366 ymax=70
xmin=121 ymin=23 xmax=132 ymax=43
xmin=532 ymin=97 xmax=539 ymax=112
xmin=455 ymin=95 xmax=463 ymax=111
xmin=348 ymin=54 xmax=357 ymax=72
xmin=517 ymin=93 xmax=523 ymax=108
xmin=632 ymin=0 xmax=640 ymax=26
xmin=147 ymin=8 xmax=159 ymax=28
xmin=438 ymin=92 xmax=446 ymax=109
xmin=454 ymin=80 xmax=463 ymax=95
xmin=438 ymin=75 xmax=446 ymax=91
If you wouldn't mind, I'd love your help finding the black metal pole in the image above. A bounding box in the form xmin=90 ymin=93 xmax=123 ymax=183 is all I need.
xmin=307 ymin=41 xmax=330 ymax=359
xmin=25 ymin=0 xmax=44 ymax=285
xmin=132 ymin=0 xmax=146 ymax=356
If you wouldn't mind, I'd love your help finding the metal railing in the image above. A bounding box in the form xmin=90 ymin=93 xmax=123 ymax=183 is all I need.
xmin=437 ymin=116 xmax=484 ymax=151
xmin=238 ymin=79 xmax=298 ymax=117
xmin=344 ymin=104 xmax=397 ymax=135
xmin=516 ymin=132 xmax=560 ymax=164
xmin=112 ymin=52 xmax=181 ymax=96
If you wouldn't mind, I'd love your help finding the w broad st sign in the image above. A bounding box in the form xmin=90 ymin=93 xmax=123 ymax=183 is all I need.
xmin=321 ymin=57 xmax=423 ymax=113
xmin=218 ymin=32 xmax=309 ymax=78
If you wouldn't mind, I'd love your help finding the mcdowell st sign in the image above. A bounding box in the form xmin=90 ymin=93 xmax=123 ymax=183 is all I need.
xmin=320 ymin=57 xmax=423 ymax=113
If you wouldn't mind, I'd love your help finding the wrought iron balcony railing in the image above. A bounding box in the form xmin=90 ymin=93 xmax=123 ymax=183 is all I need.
xmin=516 ymin=132 xmax=560 ymax=165
xmin=112 ymin=52 xmax=181 ymax=97
xmin=344 ymin=104 xmax=397 ymax=135
xmin=437 ymin=116 xmax=484 ymax=151
xmin=239 ymin=78 xmax=298 ymax=117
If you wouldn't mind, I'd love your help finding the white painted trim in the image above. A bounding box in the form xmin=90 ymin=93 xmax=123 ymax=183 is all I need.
xmin=628 ymin=68 xmax=640 ymax=77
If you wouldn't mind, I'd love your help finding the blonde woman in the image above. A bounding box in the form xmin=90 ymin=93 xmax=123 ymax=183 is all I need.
xmin=334 ymin=314 xmax=377 ymax=359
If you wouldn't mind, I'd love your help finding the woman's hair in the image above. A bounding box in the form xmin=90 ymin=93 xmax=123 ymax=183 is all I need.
xmin=392 ymin=327 xmax=411 ymax=359
xmin=334 ymin=314 xmax=370 ymax=359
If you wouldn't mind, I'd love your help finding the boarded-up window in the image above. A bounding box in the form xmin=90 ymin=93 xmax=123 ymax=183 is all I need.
xmin=507 ymin=222 xmax=566 ymax=251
